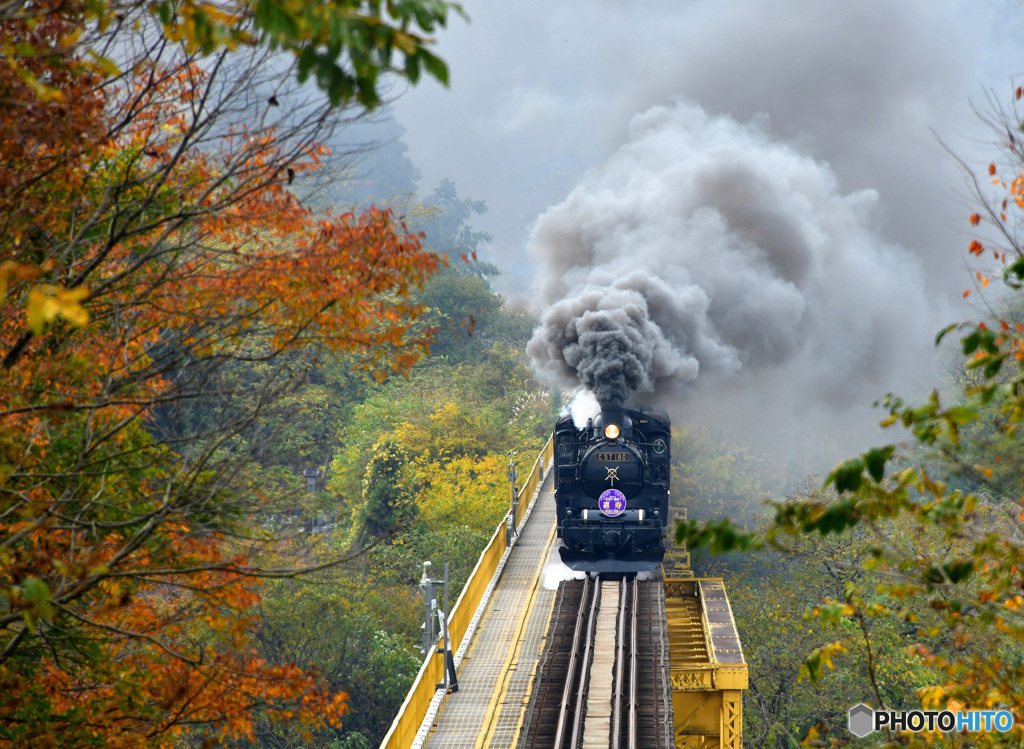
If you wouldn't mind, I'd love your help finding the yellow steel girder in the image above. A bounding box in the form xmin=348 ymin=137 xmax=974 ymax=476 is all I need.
xmin=664 ymin=577 xmax=746 ymax=749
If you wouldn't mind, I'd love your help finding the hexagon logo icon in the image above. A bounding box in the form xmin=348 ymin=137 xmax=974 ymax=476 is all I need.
xmin=848 ymin=703 xmax=875 ymax=738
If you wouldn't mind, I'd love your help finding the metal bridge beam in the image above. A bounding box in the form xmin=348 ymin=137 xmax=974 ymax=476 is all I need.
xmin=664 ymin=577 xmax=747 ymax=749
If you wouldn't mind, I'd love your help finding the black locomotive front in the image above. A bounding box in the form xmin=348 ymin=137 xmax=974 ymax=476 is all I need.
xmin=553 ymin=407 xmax=670 ymax=573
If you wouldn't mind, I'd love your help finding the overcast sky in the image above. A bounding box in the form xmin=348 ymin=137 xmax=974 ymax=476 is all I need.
xmin=391 ymin=0 xmax=1024 ymax=471
xmin=394 ymin=0 xmax=1022 ymax=297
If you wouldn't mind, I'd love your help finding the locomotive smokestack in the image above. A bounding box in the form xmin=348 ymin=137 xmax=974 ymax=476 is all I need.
xmin=594 ymin=407 xmax=631 ymax=439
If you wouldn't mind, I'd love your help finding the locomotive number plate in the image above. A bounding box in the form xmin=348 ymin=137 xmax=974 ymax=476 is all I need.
xmin=595 ymin=452 xmax=629 ymax=462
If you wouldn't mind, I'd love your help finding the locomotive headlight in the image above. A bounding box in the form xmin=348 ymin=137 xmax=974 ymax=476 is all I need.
xmin=604 ymin=424 xmax=620 ymax=440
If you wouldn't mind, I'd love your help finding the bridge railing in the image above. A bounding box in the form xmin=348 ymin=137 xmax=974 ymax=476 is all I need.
xmin=378 ymin=435 xmax=554 ymax=749
xmin=513 ymin=439 xmax=550 ymax=528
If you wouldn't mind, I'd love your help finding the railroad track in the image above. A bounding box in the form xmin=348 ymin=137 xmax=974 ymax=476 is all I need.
xmin=520 ymin=575 xmax=670 ymax=749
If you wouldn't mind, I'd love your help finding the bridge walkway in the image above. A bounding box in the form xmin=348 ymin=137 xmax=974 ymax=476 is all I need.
xmin=421 ymin=471 xmax=560 ymax=749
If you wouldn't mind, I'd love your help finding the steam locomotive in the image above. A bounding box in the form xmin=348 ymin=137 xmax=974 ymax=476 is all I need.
xmin=553 ymin=406 xmax=670 ymax=573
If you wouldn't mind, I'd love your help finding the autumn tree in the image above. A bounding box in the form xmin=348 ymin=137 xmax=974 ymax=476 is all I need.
xmin=0 ymin=3 xmax=448 ymax=745
xmin=349 ymin=439 xmax=417 ymax=547
xmin=678 ymin=88 xmax=1024 ymax=746
xmin=1 ymin=0 xmax=460 ymax=109
xmin=232 ymin=276 xmax=554 ymax=746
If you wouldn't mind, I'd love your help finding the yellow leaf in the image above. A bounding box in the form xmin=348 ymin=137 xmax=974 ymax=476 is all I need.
xmin=26 ymin=285 xmax=90 ymax=334
xmin=87 ymin=51 xmax=122 ymax=78
xmin=14 ymin=66 xmax=64 ymax=103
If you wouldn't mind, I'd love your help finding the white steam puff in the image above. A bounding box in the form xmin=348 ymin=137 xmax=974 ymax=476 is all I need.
xmin=527 ymin=102 xmax=940 ymax=411
xmin=542 ymin=561 xmax=586 ymax=590
xmin=562 ymin=389 xmax=600 ymax=429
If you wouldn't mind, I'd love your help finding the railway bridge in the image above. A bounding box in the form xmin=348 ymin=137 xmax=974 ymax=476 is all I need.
xmin=378 ymin=439 xmax=746 ymax=749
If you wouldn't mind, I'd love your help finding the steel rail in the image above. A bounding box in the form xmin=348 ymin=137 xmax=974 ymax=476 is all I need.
xmin=628 ymin=576 xmax=639 ymax=749
xmin=612 ymin=578 xmax=627 ymax=749
xmin=553 ymin=574 xmax=592 ymax=749
xmin=568 ymin=575 xmax=601 ymax=749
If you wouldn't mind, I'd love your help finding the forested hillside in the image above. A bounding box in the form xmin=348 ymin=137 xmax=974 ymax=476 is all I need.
xmin=223 ymin=258 xmax=557 ymax=749
xmin=676 ymin=99 xmax=1024 ymax=745
xmin=0 ymin=0 xmax=562 ymax=745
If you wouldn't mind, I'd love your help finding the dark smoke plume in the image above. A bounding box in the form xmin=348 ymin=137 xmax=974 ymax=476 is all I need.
xmin=527 ymin=102 xmax=943 ymax=416
xmin=530 ymin=279 xmax=713 ymax=409
xmin=539 ymin=292 xmax=670 ymax=409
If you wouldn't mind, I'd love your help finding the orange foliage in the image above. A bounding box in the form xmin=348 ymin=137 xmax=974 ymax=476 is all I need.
xmin=0 ymin=6 xmax=439 ymax=746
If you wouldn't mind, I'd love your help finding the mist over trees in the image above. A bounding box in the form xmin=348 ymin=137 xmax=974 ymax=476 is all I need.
xmin=674 ymin=86 xmax=1024 ymax=745
xmin=0 ymin=0 xmax=552 ymax=745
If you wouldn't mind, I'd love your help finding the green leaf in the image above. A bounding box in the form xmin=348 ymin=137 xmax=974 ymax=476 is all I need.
xmin=675 ymin=518 xmax=760 ymax=555
xmin=962 ymin=329 xmax=995 ymax=358
xmin=296 ymin=46 xmax=317 ymax=81
xmin=864 ymin=446 xmax=894 ymax=483
xmin=945 ymin=406 xmax=977 ymax=425
xmin=980 ymin=384 xmax=999 ymax=405
xmin=923 ymin=560 xmax=974 ymax=587
xmin=22 ymin=577 xmax=52 ymax=604
xmin=816 ymin=601 xmax=847 ymax=625
xmin=405 ymin=53 xmax=420 ymax=83
xmin=935 ymin=323 xmax=957 ymax=346
xmin=93 ymin=54 xmax=121 ymax=78
xmin=827 ymin=458 xmax=864 ymax=493
xmin=961 ymin=327 xmax=998 ymax=356
xmin=20 ymin=578 xmax=54 ymax=632
xmin=1005 ymin=255 xmax=1024 ymax=282
xmin=983 ymin=355 xmax=1005 ymax=379
xmin=962 ymin=329 xmax=982 ymax=355
xmin=418 ymin=49 xmax=449 ymax=86
xmin=815 ymin=502 xmax=859 ymax=535
xmin=946 ymin=560 xmax=974 ymax=583
xmin=155 ymin=1 xmax=172 ymax=26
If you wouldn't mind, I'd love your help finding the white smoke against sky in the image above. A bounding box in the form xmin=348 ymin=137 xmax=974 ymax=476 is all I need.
xmin=389 ymin=0 xmax=1022 ymax=469
xmin=527 ymin=102 xmax=943 ymax=457
xmin=393 ymin=0 xmax=1020 ymax=297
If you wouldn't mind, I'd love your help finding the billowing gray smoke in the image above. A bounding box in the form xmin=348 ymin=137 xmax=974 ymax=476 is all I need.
xmin=530 ymin=279 xmax=714 ymax=409
xmin=527 ymin=102 xmax=943 ymax=416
